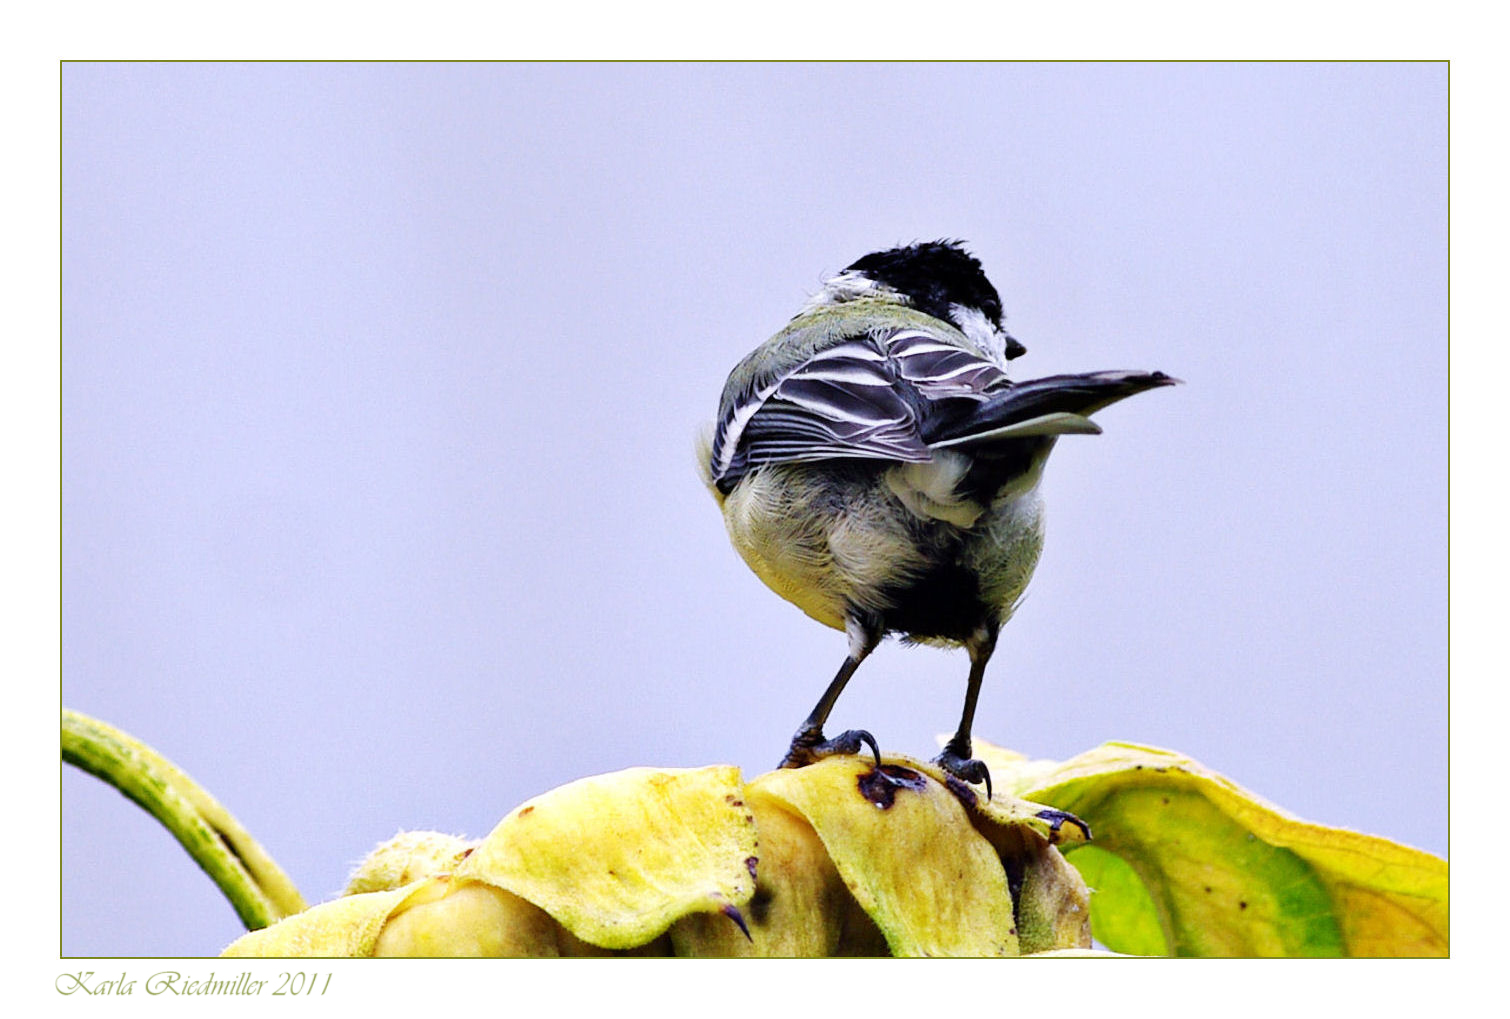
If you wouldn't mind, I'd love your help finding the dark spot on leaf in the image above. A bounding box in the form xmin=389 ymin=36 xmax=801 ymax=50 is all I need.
xmin=857 ymin=764 xmax=928 ymax=808
xmin=1161 ymin=796 xmax=1170 ymax=805
xmin=1003 ymin=854 xmax=1026 ymax=930
xmin=749 ymin=887 xmax=772 ymax=926
xmin=518 ymin=805 xmax=534 ymax=817
xmin=1239 ymin=901 xmax=1248 ymax=910
xmin=746 ymin=856 xmax=759 ymax=880
xmin=1204 ymin=885 xmax=1212 ymax=893
xmin=943 ymin=775 xmax=978 ymax=809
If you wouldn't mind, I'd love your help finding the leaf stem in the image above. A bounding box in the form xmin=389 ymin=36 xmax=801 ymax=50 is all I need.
xmin=62 ymin=708 xmax=307 ymax=930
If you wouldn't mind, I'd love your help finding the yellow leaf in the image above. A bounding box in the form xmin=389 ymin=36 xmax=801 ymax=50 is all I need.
xmin=344 ymin=831 xmax=476 ymax=895
xmin=372 ymin=877 xmax=617 ymax=957
xmin=749 ymin=757 xmax=1020 ymax=956
xmin=669 ymin=794 xmax=886 ymax=956
xmin=221 ymin=884 xmax=421 ymax=958
xmin=455 ymin=765 xmax=757 ymax=950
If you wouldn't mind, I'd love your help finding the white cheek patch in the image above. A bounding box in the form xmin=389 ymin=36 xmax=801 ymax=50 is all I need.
xmin=949 ymin=303 xmax=1008 ymax=367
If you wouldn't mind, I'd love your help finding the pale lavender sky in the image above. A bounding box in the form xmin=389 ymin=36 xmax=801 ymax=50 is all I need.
xmin=61 ymin=61 xmax=1446 ymax=957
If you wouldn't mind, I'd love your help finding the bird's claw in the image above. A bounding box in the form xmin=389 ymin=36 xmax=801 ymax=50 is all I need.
xmin=933 ymin=747 xmax=993 ymax=801
xmin=1034 ymin=808 xmax=1092 ymax=842
xmin=779 ymin=728 xmax=882 ymax=770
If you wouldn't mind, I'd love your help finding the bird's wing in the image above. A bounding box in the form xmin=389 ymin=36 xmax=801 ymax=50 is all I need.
xmin=710 ymin=329 xmax=1011 ymax=488
xmin=885 ymin=329 xmax=1011 ymax=399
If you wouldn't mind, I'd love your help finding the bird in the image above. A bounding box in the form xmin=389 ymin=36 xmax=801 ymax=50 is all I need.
xmin=700 ymin=240 xmax=1175 ymax=796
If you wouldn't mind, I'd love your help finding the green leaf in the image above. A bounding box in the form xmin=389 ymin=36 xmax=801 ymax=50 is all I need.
xmin=1064 ymin=844 xmax=1166 ymax=956
xmin=976 ymin=741 xmax=1447 ymax=957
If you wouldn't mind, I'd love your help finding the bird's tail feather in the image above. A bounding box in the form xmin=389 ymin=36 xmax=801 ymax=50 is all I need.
xmin=925 ymin=370 xmax=1177 ymax=449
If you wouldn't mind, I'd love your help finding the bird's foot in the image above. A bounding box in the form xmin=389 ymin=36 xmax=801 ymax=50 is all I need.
xmin=933 ymin=746 xmax=993 ymax=801
xmin=779 ymin=727 xmax=882 ymax=770
xmin=1034 ymin=808 xmax=1092 ymax=842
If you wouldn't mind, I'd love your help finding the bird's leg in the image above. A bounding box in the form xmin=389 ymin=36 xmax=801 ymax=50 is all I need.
xmin=934 ymin=624 xmax=997 ymax=798
xmin=780 ymin=615 xmax=883 ymax=770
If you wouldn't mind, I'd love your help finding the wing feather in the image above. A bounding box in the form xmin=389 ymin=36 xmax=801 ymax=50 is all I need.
xmin=710 ymin=329 xmax=1012 ymax=488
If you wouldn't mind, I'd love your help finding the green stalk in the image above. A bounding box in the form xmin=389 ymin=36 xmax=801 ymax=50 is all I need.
xmin=62 ymin=708 xmax=307 ymax=930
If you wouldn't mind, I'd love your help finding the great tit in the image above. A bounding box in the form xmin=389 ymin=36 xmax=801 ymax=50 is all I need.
xmin=701 ymin=240 xmax=1175 ymax=796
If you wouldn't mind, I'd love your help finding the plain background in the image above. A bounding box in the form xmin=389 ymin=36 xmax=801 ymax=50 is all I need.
xmin=60 ymin=61 xmax=1446 ymax=958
